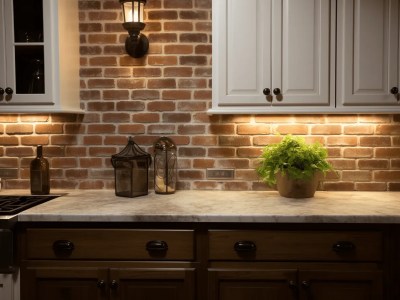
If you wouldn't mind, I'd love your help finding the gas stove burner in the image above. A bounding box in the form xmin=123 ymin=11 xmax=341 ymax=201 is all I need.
xmin=0 ymin=195 xmax=59 ymax=215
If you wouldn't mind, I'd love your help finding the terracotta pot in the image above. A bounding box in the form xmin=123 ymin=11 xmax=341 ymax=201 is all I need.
xmin=276 ymin=171 xmax=321 ymax=198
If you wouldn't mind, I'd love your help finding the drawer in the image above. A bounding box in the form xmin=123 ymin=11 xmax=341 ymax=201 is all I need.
xmin=25 ymin=229 xmax=194 ymax=260
xmin=208 ymin=230 xmax=382 ymax=262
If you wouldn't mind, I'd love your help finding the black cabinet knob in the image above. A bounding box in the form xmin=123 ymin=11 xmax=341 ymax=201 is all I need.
xmin=234 ymin=240 xmax=257 ymax=253
xmin=332 ymin=241 xmax=355 ymax=253
xmin=301 ymin=280 xmax=310 ymax=289
xmin=391 ymin=87 xmax=398 ymax=95
xmin=146 ymin=240 xmax=168 ymax=252
xmin=110 ymin=280 xmax=118 ymax=290
xmin=263 ymin=88 xmax=271 ymax=96
xmin=97 ymin=280 xmax=106 ymax=289
xmin=52 ymin=240 xmax=75 ymax=256
xmin=273 ymin=88 xmax=281 ymax=95
xmin=5 ymin=87 xmax=13 ymax=95
xmin=0 ymin=88 xmax=4 ymax=95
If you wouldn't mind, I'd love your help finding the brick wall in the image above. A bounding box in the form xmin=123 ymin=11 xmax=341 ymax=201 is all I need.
xmin=0 ymin=0 xmax=400 ymax=191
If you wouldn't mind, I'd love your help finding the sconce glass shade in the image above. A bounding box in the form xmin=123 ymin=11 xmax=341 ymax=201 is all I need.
xmin=120 ymin=0 xmax=148 ymax=58
xmin=154 ymin=137 xmax=177 ymax=194
xmin=111 ymin=137 xmax=151 ymax=198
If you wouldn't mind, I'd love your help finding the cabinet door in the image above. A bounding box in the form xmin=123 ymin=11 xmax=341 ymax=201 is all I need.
xmin=109 ymin=268 xmax=196 ymax=300
xmin=208 ymin=269 xmax=297 ymax=300
xmin=212 ymin=0 xmax=272 ymax=106
xmin=0 ymin=0 xmax=6 ymax=94
xmin=337 ymin=0 xmax=400 ymax=107
xmin=272 ymin=0 xmax=330 ymax=106
xmin=299 ymin=270 xmax=383 ymax=300
xmin=21 ymin=267 xmax=108 ymax=300
xmin=3 ymin=0 xmax=54 ymax=105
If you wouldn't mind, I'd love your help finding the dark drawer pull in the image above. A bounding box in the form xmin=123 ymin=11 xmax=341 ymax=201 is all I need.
xmin=146 ymin=240 xmax=168 ymax=252
xmin=234 ymin=240 xmax=257 ymax=253
xmin=53 ymin=240 xmax=75 ymax=255
xmin=332 ymin=241 xmax=356 ymax=253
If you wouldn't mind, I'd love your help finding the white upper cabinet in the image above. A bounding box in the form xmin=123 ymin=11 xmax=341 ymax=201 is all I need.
xmin=0 ymin=0 xmax=82 ymax=113
xmin=211 ymin=0 xmax=400 ymax=114
xmin=211 ymin=0 xmax=331 ymax=114
xmin=336 ymin=0 xmax=400 ymax=110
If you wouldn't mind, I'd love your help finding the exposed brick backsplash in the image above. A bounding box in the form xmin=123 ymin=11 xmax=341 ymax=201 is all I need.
xmin=0 ymin=0 xmax=400 ymax=192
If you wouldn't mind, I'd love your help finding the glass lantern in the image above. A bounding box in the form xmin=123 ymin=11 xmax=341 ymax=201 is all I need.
xmin=154 ymin=137 xmax=177 ymax=194
xmin=111 ymin=137 xmax=151 ymax=198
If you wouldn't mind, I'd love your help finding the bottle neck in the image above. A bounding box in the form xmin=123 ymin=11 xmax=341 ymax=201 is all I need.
xmin=36 ymin=145 xmax=43 ymax=158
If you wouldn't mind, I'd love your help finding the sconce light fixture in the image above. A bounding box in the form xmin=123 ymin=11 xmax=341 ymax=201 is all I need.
xmin=120 ymin=0 xmax=148 ymax=58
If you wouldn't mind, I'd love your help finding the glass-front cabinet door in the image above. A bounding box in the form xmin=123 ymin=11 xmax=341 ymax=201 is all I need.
xmin=0 ymin=0 xmax=81 ymax=113
xmin=1 ymin=0 xmax=53 ymax=105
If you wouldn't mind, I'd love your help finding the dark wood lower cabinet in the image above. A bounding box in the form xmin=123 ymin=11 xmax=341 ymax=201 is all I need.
xmin=18 ymin=223 xmax=396 ymax=300
xmin=208 ymin=268 xmax=382 ymax=300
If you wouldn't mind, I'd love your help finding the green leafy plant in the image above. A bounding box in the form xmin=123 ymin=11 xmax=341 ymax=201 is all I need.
xmin=256 ymin=135 xmax=334 ymax=186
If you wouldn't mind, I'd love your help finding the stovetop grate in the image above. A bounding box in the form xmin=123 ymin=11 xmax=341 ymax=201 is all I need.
xmin=0 ymin=195 xmax=59 ymax=215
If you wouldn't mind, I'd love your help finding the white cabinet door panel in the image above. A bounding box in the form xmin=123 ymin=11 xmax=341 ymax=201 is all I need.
xmin=337 ymin=0 xmax=399 ymax=106
xmin=273 ymin=0 xmax=330 ymax=106
xmin=213 ymin=0 xmax=272 ymax=106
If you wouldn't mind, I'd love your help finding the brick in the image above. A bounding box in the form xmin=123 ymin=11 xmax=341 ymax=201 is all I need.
xmin=164 ymin=67 xmax=193 ymax=77
xmin=392 ymin=159 xmax=400 ymax=168
xmin=179 ymin=10 xmax=209 ymax=20
xmin=342 ymin=171 xmax=372 ymax=182
xmin=194 ymin=67 xmax=212 ymax=77
xmin=148 ymin=79 xmax=176 ymax=89
xmin=80 ymin=46 xmax=102 ymax=55
xmin=20 ymin=115 xmax=49 ymax=122
xmin=89 ymin=147 xmax=118 ymax=157
xmin=179 ymin=147 xmax=206 ymax=157
xmin=0 ymin=158 xmax=19 ymax=168
xmin=80 ymin=68 xmax=103 ymax=77
xmin=237 ymin=148 xmax=263 ymax=158
xmin=148 ymin=11 xmax=178 ymax=20
xmin=359 ymin=137 xmax=391 ymax=147
xmin=132 ymin=113 xmax=160 ymax=123
xmin=193 ymin=181 xmax=219 ymax=190
xmin=253 ymin=135 xmax=283 ymax=146
xmin=52 ymin=158 xmax=78 ymax=168
xmin=147 ymin=101 xmax=176 ymax=112
xmin=87 ymin=79 xmax=115 ymax=88
xmin=195 ymin=0 xmax=211 ymax=8
xmin=116 ymin=100 xmax=145 ymax=111
xmin=255 ymin=115 xmax=294 ymax=123
xmin=80 ymin=158 xmax=103 ymax=168
xmin=147 ymin=124 xmax=175 ymax=134
xmin=326 ymin=136 xmax=357 ymax=146
xmin=325 ymin=115 xmax=358 ymax=123
xmin=65 ymin=147 xmax=86 ymax=156
xmin=192 ymin=136 xmax=218 ymax=146
xmin=376 ymin=124 xmax=400 ymax=135
xmin=132 ymin=68 xmax=162 ymax=77
xmin=178 ymin=79 xmax=207 ymax=89
xmin=119 ymin=56 xmax=146 ymax=66
xmin=275 ymin=125 xmax=308 ymax=135
xmin=389 ymin=183 xmax=400 ymax=191
xmin=359 ymin=115 xmax=391 ymax=123
xmin=344 ymin=125 xmax=374 ymax=135
xmin=208 ymin=148 xmax=235 ymax=157
xmin=237 ymin=124 xmax=270 ymax=135
xmin=196 ymin=21 xmax=211 ymax=31
xmin=65 ymin=169 xmax=88 ymax=179
xmin=148 ymin=56 xmax=178 ymax=66
xmin=103 ymin=90 xmax=129 ymax=100
xmin=177 ymin=101 xmax=207 ymax=111
xmin=88 ymin=34 xmax=117 ymax=44
xmin=178 ymin=170 xmax=204 ymax=180
xmin=177 ymin=125 xmax=205 ymax=134
xmin=323 ymin=182 xmax=355 ymax=191
xmin=104 ymin=23 xmax=124 ymax=33
xmin=355 ymin=182 xmax=387 ymax=191
xmin=162 ymin=90 xmax=191 ymax=100
xmin=329 ymin=159 xmax=356 ymax=170
xmin=143 ymin=22 xmax=162 ymax=32
xmin=79 ymin=23 xmax=102 ymax=32
xmin=104 ymin=136 xmax=130 ymax=145
xmin=102 ymin=113 xmax=131 ymax=123
xmin=209 ymin=124 xmax=235 ymax=135
xmin=193 ymin=159 xmax=215 ymax=169
xmin=51 ymin=135 xmax=78 ymax=145
xmin=87 ymin=101 xmax=115 ymax=111
xmin=294 ymin=115 xmax=325 ymax=123
xmin=162 ymin=113 xmax=191 ymax=123
xmin=224 ymin=182 xmax=250 ymax=191
xmin=358 ymin=159 xmax=389 ymax=169
xmin=164 ymin=45 xmax=194 ymax=54
xmin=104 ymin=45 xmax=125 ymax=55
xmin=180 ymin=33 xmax=208 ymax=43
xmin=20 ymin=136 xmax=49 ymax=146
xmin=104 ymin=68 xmax=132 ymax=77
xmin=79 ymin=1 xmax=101 ymax=10
xmin=148 ymin=33 xmax=178 ymax=43
xmin=311 ymin=125 xmax=342 ymax=135
xmin=195 ymin=45 xmax=212 ymax=54
xmin=180 ymin=56 xmax=207 ymax=65
xmin=131 ymin=90 xmax=160 ymax=100
xmin=79 ymin=180 xmax=106 ymax=189
xmin=83 ymin=136 xmax=103 ymax=145
xmin=88 ymin=11 xmax=118 ymax=21
xmin=0 ymin=136 xmax=20 ymax=145
xmin=343 ymin=148 xmax=373 ymax=158
xmin=5 ymin=147 xmax=34 ymax=157
xmin=0 ymin=116 xmax=18 ymax=123
xmin=164 ymin=22 xmax=193 ymax=31
xmin=80 ymin=90 xmax=101 ymax=100
xmin=374 ymin=171 xmax=400 ymax=181
xmin=164 ymin=0 xmax=193 ymax=8
xmin=6 ymin=124 xmax=33 ymax=135
xmin=118 ymin=124 xmax=146 ymax=134
xmin=375 ymin=148 xmax=400 ymax=158
xmin=117 ymin=79 xmax=145 ymax=89
xmin=87 ymin=124 xmax=116 ymax=134
xmin=219 ymin=136 xmax=252 ymax=146
xmin=217 ymin=159 xmax=249 ymax=169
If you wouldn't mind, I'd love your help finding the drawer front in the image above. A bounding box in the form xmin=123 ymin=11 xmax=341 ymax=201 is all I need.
xmin=25 ymin=229 xmax=194 ymax=260
xmin=208 ymin=230 xmax=382 ymax=262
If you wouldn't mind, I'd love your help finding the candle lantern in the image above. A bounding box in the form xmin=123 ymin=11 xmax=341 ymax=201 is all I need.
xmin=111 ymin=137 xmax=151 ymax=198
xmin=154 ymin=137 xmax=177 ymax=194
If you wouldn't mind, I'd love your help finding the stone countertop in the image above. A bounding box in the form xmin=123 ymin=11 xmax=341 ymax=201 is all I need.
xmin=6 ymin=189 xmax=400 ymax=223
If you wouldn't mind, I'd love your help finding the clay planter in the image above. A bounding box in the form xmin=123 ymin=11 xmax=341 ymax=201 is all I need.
xmin=276 ymin=172 xmax=322 ymax=198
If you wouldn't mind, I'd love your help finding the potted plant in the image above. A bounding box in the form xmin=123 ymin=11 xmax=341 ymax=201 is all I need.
xmin=256 ymin=135 xmax=334 ymax=198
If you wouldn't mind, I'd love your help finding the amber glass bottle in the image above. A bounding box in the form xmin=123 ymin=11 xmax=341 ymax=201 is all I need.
xmin=30 ymin=145 xmax=50 ymax=195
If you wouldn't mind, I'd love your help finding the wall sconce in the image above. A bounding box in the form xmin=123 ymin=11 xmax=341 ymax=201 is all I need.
xmin=120 ymin=0 xmax=149 ymax=58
